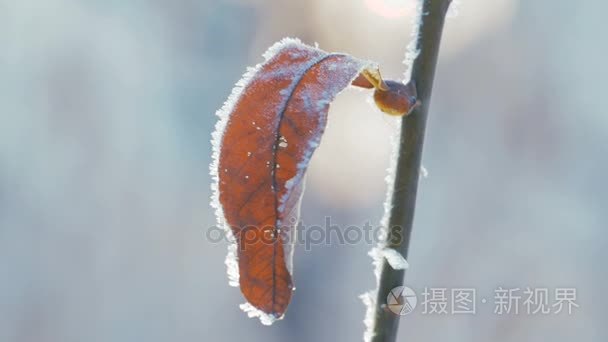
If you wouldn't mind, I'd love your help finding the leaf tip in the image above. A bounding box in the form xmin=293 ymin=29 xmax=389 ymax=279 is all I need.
xmin=239 ymin=302 xmax=283 ymax=326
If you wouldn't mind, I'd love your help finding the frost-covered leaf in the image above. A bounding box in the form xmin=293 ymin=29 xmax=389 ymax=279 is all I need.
xmin=210 ymin=38 xmax=400 ymax=324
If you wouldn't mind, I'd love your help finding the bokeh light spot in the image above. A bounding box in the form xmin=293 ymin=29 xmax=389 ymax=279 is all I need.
xmin=364 ymin=0 xmax=412 ymax=19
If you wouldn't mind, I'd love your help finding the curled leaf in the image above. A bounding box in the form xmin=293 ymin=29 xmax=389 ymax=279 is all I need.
xmin=211 ymin=38 xmax=383 ymax=324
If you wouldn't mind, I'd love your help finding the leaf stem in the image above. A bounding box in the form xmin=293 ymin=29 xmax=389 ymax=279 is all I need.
xmin=369 ymin=1 xmax=451 ymax=341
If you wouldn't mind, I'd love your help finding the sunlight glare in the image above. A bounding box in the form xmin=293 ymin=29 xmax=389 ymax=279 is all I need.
xmin=364 ymin=0 xmax=413 ymax=19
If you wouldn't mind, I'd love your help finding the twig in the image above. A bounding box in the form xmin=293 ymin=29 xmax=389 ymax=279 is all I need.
xmin=369 ymin=1 xmax=452 ymax=341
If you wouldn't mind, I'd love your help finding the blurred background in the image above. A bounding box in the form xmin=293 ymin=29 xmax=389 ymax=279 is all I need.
xmin=1 ymin=0 xmax=605 ymax=341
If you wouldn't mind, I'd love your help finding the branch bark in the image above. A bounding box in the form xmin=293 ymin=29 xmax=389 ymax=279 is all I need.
xmin=370 ymin=1 xmax=452 ymax=341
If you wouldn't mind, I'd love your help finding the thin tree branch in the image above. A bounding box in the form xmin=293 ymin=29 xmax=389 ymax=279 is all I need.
xmin=369 ymin=1 xmax=452 ymax=341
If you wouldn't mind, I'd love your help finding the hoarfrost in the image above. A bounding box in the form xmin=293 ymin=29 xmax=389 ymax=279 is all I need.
xmin=447 ymin=0 xmax=461 ymax=18
xmin=403 ymin=1 xmax=424 ymax=80
xmin=239 ymin=302 xmax=279 ymax=326
xmin=420 ymin=164 xmax=428 ymax=179
xmin=360 ymin=291 xmax=376 ymax=342
xmin=360 ymin=122 xmax=402 ymax=341
xmin=361 ymin=1 xmax=424 ymax=338
xmin=381 ymin=248 xmax=409 ymax=270
xmin=225 ymin=243 xmax=239 ymax=287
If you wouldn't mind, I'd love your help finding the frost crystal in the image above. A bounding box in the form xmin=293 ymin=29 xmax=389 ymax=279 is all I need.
xmin=447 ymin=0 xmax=461 ymax=18
xmin=420 ymin=164 xmax=428 ymax=179
xmin=360 ymin=291 xmax=377 ymax=342
xmin=403 ymin=0 xmax=423 ymax=80
xmin=239 ymin=303 xmax=278 ymax=326
xmin=381 ymin=248 xmax=409 ymax=270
